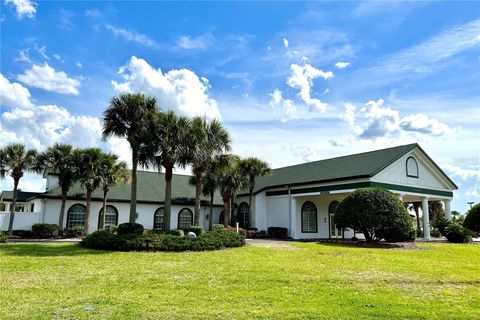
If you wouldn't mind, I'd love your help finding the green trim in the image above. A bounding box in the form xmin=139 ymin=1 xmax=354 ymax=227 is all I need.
xmin=266 ymin=181 xmax=453 ymax=198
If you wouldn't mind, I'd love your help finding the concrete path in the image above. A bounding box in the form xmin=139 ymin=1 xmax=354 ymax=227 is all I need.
xmin=8 ymin=238 xmax=81 ymax=243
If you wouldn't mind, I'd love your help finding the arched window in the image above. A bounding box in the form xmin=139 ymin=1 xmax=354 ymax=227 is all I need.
xmin=406 ymin=156 xmax=419 ymax=178
xmin=237 ymin=202 xmax=250 ymax=228
xmin=67 ymin=204 xmax=86 ymax=228
xmin=219 ymin=210 xmax=224 ymax=225
xmin=98 ymin=205 xmax=119 ymax=229
xmin=178 ymin=208 xmax=193 ymax=229
xmin=329 ymin=201 xmax=339 ymax=214
xmin=301 ymin=201 xmax=317 ymax=233
xmin=153 ymin=207 xmax=166 ymax=229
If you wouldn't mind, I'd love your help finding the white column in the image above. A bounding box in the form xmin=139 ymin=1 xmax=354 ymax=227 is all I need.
xmin=422 ymin=197 xmax=430 ymax=240
xmin=290 ymin=196 xmax=297 ymax=239
xmin=445 ymin=199 xmax=452 ymax=220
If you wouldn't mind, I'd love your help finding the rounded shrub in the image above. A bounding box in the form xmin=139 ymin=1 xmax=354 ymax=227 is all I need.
xmin=31 ymin=224 xmax=59 ymax=238
xmin=444 ymin=223 xmax=473 ymax=243
xmin=0 ymin=230 xmax=7 ymax=243
xmin=335 ymin=187 xmax=415 ymax=242
xmin=181 ymin=226 xmax=204 ymax=237
xmin=463 ymin=203 xmax=480 ymax=233
xmin=63 ymin=226 xmax=87 ymax=238
xmin=212 ymin=224 xmax=224 ymax=232
xmin=117 ymin=223 xmax=144 ymax=236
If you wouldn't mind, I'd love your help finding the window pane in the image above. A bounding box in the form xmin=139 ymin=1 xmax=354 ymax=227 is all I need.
xmin=178 ymin=209 xmax=192 ymax=229
xmin=302 ymin=202 xmax=317 ymax=232
xmin=99 ymin=205 xmax=118 ymax=228
xmin=68 ymin=204 xmax=86 ymax=228
xmin=154 ymin=207 xmax=165 ymax=229
xmin=237 ymin=203 xmax=249 ymax=228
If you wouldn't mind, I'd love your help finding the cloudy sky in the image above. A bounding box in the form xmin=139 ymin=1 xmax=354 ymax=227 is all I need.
xmin=1 ymin=1 xmax=479 ymax=212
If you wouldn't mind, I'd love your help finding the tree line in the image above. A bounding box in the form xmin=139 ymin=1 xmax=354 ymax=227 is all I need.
xmin=0 ymin=92 xmax=272 ymax=235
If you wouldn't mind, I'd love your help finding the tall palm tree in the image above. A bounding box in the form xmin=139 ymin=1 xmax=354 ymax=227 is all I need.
xmin=216 ymin=155 xmax=246 ymax=226
xmin=239 ymin=157 xmax=272 ymax=228
xmin=0 ymin=144 xmax=41 ymax=235
xmin=140 ymin=110 xmax=191 ymax=229
xmin=76 ymin=148 xmax=104 ymax=232
xmin=98 ymin=153 xmax=129 ymax=229
xmin=39 ymin=143 xmax=78 ymax=231
xmin=188 ymin=117 xmax=231 ymax=226
xmin=102 ymin=93 xmax=158 ymax=223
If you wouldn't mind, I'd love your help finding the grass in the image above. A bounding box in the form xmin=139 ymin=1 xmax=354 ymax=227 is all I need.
xmin=1 ymin=241 xmax=479 ymax=320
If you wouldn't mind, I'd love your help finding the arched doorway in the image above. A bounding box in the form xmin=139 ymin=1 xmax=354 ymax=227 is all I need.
xmin=329 ymin=201 xmax=342 ymax=238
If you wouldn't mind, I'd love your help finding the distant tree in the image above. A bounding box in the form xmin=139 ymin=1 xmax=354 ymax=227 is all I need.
xmin=98 ymin=153 xmax=129 ymax=229
xmin=0 ymin=144 xmax=41 ymax=235
xmin=464 ymin=203 xmax=480 ymax=233
xmin=40 ymin=143 xmax=79 ymax=231
xmin=239 ymin=157 xmax=272 ymax=228
xmin=102 ymin=93 xmax=158 ymax=223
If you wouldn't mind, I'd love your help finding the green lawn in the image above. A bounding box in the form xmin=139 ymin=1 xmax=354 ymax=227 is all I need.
xmin=1 ymin=241 xmax=479 ymax=320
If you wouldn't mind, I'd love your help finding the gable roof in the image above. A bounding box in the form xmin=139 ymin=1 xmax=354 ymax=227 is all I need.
xmin=244 ymin=143 xmax=457 ymax=194
xmin=43 ymin=170 xmax=223 ymax=205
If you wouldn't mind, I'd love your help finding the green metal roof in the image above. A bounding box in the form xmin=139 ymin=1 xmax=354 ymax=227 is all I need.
xmin=243 ymin=143 xmax=457 ymax=194
xmin=43 ymin=171 xmax=223 ymax=205
xmin=0 ymin=191 xmax=42 ymax=202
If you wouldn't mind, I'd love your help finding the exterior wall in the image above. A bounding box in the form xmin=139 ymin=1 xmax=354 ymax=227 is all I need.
xmin=254 ymin=192 xmax=267 ymax=230
xmin=266 ymin=196 xmax=290 ymax=229
xmin=0 ymin=212 xmax=42 ymax=231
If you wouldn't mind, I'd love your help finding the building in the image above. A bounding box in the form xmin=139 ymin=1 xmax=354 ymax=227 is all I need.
xmin=0 ymin=144 xmax=457 ymax=240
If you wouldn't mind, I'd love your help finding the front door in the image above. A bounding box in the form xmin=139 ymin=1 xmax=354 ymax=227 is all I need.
xmin=330 ymin=213 xmax=342 ymax=238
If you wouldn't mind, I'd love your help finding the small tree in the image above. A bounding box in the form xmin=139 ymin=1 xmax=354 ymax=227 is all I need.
xmin=0 ymin=144 xmax=41 ymax=235
xmin=464 ymin=203 xmax=480 ymax=233
xmin=335 ymin=188 xmax=415 ymax=242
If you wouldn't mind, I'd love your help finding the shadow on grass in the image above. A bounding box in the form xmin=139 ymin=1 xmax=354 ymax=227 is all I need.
xmin=315 ymin=241 xmax=420 ymax=250
xmin=0 ymin=243 xmax=113 ymax=257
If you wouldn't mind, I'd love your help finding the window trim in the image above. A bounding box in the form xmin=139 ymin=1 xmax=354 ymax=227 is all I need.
xmin=177 ymin=208 xmax=193 ymax=229
xmin=406 ymin=156 xmax=419 ymax=178
xmin=66 ymin=203 xmax=87 ymax=228
xmin=97 ymin=205 xmax=119 ymax=229
xmin=301 ymin=201 xmax=318 ymax=233
xmin=153 ymin=207 xmax=166 ymax=230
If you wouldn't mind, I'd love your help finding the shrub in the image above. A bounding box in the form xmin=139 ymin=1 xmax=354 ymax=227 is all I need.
xmin=444 ymin=223 xmax=473 ymax=243
xmin=212 ymin=224 xmax=224 ymax=232
xmin=463 ymin=203 xmax=480 ymax=233
xmin=432 ymin=216 xmax=450 ymax=235
xmin=226 ymin=226 xmax=247 ymax=237
xmin=117 ymin=223 xmax=144 ymax=235
xmin=0 ymin=230 xmax=7 ymax=243
xmin=335 ymin=188 xmax=415 ymax=243
xmin=12 ymin=230 xmax=33 ymax=238
xmin=267 ymin=227 xmax=289 ymax=239
xmin=149 ymin=229 xmax=184 ymax=237
xmin=31 ymin=224 xmax=59 ymax=238
xmin=181 ymin=226 xmax=204 ymax=237
xmin=63 ymin=226 xmax=87 ymax=238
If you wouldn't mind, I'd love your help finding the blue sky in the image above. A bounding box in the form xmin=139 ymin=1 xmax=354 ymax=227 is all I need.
xmin=1 ymin=1 xmax=479 ymax=212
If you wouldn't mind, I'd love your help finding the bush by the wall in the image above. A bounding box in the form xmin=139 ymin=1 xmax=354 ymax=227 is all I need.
xmin=81 ymin=228 xmax=245 ymax=252
xmin=148 ymin=229 xmax=184 ymax=237
xmin=463 ymin=203 xmax=480 ymax=233
xmin=0 ymin=230 xmax=7 ymax=243
xmin=117 ymin=223 xmax=144 ymax=236
xmin=212 ymin=224 xmax=224 ymax=232
xmin=31 ymin=224 xmax=59 ymax=238
xmin=335 ymin=187 xmax=415 ymax=243
xmin=267 ymin=227 xmax=289 ymax=239
xmin=444 ymin=223 xmax=473 ymax=243
xmin=63 ymin=226 xmax=87 ymax=238
xmin=181 ymin=226 xmax=204 ymax=237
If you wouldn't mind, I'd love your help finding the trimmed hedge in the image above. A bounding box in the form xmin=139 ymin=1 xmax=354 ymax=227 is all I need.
xmin=81 ymin=228 xmax=245 ymax=252
xmin=444 ymin=224 xmax=473 ymax=243
xmin=32 ymin=224 xmax=59 ymax=238
xmin=181 ymin=226 xmax=204 ymax=237
xmin=147 ymin=229 xmax=185 ymax=237
xmin=63 ymin=226 xmax=86 ymax=238
xmin=464 ymin=203 xmax=480 ymax=233
xmin=267 ymin=227 xmax=289 ymax=239
xmin=0 ymin=230 xmax=7 ymax=243
xmin=117 ymin=223 xmax=144 ymax=235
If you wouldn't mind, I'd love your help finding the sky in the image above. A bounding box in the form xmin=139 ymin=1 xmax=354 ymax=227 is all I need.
xmin=0 ymin=1 xmax=479 ymax=213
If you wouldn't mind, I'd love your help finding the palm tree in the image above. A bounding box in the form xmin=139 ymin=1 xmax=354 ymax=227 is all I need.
xmin=0 ymin=144 xmax=41 ymax=235
xmin=102 ymin=93 xmax=158 ymax=223
xmin=188 ymin=117 xmax=231 ymax=226
xmin=216 ymin=155 xmax=247 ymax=226
xmin=239 ymin=157 xmax=272 ymax=228
xmin=98 ymin=153 xmax=129 ymax=229
xmin=76 ymin=148 xmax=104 ymax=232
xmin=39 ymin=143 xmax=78 ymax=231
xmin=140 ymin=110 xmax=191 ymax=229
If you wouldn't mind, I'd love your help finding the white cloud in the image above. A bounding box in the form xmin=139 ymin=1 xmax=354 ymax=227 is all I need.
xmin=111 ymin=56 xmax=221 ymax=119
xmin=15 ymin=48 xmax=31 ymax=63
xmin=17 ymin=63 xmax=80 ymax=95
xmin=0 ymin=73 xmax=34 ymax=109
xmin=287 ymin=63 xmax=333 ymax=112
xmin=76 ymin=62 xmax=83 ymax=68
xmin=4 ymin=0 xmax=36 ymax=19
xmin=269 ymin=89 xmax=298 ymax=122
xmin=335 ymin=61 xmax=350 ymax=69
xmin=341 ymin=99 xmax=452 ymax=140
xmin=106 ymin=25 xmax=159 ymax=48
xmin=283 ymin=38 xmax=289 ymax=48
xmin=441 ymin=164 xmax=480 ymax=181
xmin=176 ymin=33 xmax=214 ymax=50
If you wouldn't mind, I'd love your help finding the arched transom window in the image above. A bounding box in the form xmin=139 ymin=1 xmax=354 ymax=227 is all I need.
xmin=178 ymin=208 xmax=193 ymax=229
xmin=237 ymin=202 xmax=249 ymax=228
xmin=329 ymin=201 xmax=339 ymax=214
xmin=98 ymin=205 xmax=119 ymax=229
xmin=153 ymin=207 xmax=166 ymax=229
xmin=406 ymin=156 xmax=419 ymax=178
xmin=67 ymin=204 xmax=86 ymax=228
xmin=219 ymin=210 xmax=225 ymax=225
xmin=301 ymin=201 xmax=317 ymax=233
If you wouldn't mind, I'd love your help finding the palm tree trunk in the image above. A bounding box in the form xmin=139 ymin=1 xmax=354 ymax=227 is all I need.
xmin=7 ymin=178 xmax=19 ymax=236
xmin=223 ymin=197 xmax=229 ymax=226
xmin=209 ymin=192 xmax=214 ymax=231
xmin=129 ymin=151 xmax=138 ymax=223
xmin=58 ymin=187 xmax=68 ymax=231
xmin=194 ymin=171 xmax=202 ymax=226
xmin=102 ymin=190 xmax=107 ymax=229
xmin=164 ymin=166 xmax=173 ymax=230
xmin=85 ymin=190 xmax=92 ymax=232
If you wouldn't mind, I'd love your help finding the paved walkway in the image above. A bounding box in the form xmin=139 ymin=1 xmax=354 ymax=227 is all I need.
xmin=8 ymin=238 xmax=81 ymax=243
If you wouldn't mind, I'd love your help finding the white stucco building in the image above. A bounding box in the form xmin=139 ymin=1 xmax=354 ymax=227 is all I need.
xmin=1 ymin=144 xmax=458 ymax=240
